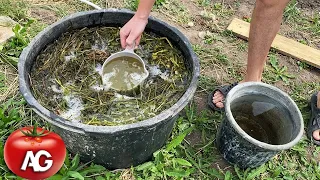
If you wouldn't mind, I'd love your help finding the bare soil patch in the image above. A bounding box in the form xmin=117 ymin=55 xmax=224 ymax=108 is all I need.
xmin=297 ymin=0 xmax=320 ymax=11
xmin=29 ymin=7 xmax=58 ymax=24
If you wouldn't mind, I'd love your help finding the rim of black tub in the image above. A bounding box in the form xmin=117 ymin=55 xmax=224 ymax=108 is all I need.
xmin=18 ymin=9 xmax=200 ymax=134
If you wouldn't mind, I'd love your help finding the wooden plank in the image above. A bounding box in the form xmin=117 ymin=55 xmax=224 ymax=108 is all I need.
xmin=227 ymin=18 xmax=320 ymax=69
xmin=0 ymin=27 xmax=15 ymax=44
xmin=0 ymin=16 xmax=17 ymax=44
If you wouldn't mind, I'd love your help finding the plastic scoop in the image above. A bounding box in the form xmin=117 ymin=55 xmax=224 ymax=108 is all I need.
xmin=101 ymin=44 xmax=149 ymax=92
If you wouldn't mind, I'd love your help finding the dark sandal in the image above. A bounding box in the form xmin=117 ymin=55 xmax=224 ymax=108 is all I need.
xmin=207 ymin=82 xmax=238 ymax=112
xmin=307 ymin=92 xmax=320 ymax=145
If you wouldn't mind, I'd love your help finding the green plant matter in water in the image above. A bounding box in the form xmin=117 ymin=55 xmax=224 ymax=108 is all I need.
xmin=30 ymin=27 xmax=190 ymax=126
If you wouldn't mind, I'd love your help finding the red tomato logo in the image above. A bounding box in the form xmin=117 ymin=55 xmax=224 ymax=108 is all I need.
xmin=4 ymin=126 xmax=66 ymax=180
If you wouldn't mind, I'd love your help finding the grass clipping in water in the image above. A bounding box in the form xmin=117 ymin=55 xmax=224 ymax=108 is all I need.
xmin=30 ymin=27 xmax=191 ymax=126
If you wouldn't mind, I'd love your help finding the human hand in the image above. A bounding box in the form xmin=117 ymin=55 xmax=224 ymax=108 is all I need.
xmin=120 ymin=15 xmax=148 ymax=49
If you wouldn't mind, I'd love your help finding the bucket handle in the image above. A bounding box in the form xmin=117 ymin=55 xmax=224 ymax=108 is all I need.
xmin=124 ymin=41 xmax=136 ymax=53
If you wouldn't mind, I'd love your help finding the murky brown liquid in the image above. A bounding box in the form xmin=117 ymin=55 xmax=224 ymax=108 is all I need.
xmin=231 ymin=94 xmax=293 ymax=145
xmin=102 ymin=56 xmax=147 ymax=91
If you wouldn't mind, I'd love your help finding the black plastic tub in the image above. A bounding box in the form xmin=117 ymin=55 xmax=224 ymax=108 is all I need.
xmin=18 ymin=9 xmax=200 ymax=169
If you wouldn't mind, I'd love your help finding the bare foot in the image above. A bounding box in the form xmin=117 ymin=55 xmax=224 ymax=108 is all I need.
xmin=212 ymin=91 xmax=224 ymax=108
xmin=312 ymin=91 xmax=320 ymax=141
xmin=212 ymin=81 xmax=243 ymax=108
xmin=313 ymin=130 xmax=320 ymax=141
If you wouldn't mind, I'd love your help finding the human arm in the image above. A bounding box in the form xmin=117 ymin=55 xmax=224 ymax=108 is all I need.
xmin=120 ymin=0 xmax=156 ymax=48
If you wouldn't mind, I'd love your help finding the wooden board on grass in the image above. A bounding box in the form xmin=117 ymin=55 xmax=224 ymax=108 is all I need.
xmin=227 ymin=18 xmax=320 ymax=69
xmin=0 ymin=16 xmax=17 ymax=44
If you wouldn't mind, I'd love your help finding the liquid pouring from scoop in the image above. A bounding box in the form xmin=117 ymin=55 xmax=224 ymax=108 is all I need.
xmin=101 ymin=43 xmax=149 ymax=92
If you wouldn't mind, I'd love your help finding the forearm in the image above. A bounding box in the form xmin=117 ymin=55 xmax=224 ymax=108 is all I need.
xmin=135 ymin=0 xmax=156 ymax=20
xmin=245 ymin=0 xmax=289 ymax=81
xmin=120 ymin=0 xmax=156 ymax=48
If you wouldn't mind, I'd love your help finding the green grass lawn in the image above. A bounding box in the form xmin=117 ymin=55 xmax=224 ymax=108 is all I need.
xmin=0 ymin=0 xmax=320 ymax=179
